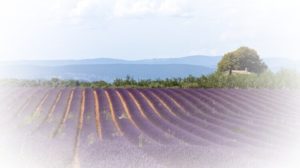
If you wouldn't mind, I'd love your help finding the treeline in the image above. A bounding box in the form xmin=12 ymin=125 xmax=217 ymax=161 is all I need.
xmin=1 ymin=69 xmax=299 ymax=89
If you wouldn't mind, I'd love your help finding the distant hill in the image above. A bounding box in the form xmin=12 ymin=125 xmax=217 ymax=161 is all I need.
xmin=0 ymin=64 xmax=214 ymax=82
xmin=0 ymin=55 xmax=298 ymax=81
xmin=132 ymin=56 xmax=222 ymax=68
xmin=2 ymin=55 xmax=221 ymax=68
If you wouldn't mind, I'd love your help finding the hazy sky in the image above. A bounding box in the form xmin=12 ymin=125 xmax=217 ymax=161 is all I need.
xmin=0 ymin=0 xmax=299 ymax=61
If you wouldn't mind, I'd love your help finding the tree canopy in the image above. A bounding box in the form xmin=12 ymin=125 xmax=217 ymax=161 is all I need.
xmin=218 ymin=47 xmax=268 ymax=74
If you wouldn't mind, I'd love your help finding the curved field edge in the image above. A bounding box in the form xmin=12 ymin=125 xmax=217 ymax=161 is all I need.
xmin=0 ymin=88 xmax=299 ymax=168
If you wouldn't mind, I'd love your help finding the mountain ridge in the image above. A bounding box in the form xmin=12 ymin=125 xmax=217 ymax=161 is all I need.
xmin=1 ymin=55 xmax=221 ymax=68
xmin=0 ymin=64 xmax=214 ymax=82
xmin=2 ymin=55 xmax=298 ymax=70
xmin=0 ymin=55 xmax=298 ymax=81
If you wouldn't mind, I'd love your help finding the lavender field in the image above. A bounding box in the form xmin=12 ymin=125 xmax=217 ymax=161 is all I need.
xmin=0 ymin=88 xmax=300 ymax=168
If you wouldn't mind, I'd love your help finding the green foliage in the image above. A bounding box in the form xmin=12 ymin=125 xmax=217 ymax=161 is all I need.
xmin=113 ymin=75 xmax=137 ymax=88
xmin=218 ymin=47 xmax=267 ymax=74
xmin=218 ymin=52 xmax=240 ymax=74
xmin=1 ymin=69 xmax=299 ymax=89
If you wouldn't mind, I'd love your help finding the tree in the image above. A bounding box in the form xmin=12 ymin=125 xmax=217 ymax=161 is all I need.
xmin=217 ymin=52 xmax=240 ymax=75
xmin=217 ymin=47 xmax=267 ymax=75
xmin=50 ymin=78 xmax=61 ymax=87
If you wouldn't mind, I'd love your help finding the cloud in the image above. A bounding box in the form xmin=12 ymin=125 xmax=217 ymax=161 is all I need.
xmin=113 ymin=0 xmax=192 ymax=18
xmin=66 ymin=0 xmax=193 ymax=22
xmin=1 ymin=0 xmax=300 ymax=60
xmin=71 ymin=0 xmax=95 ymax=17
xmin=68 ymin=0 xmax=114 ymax=24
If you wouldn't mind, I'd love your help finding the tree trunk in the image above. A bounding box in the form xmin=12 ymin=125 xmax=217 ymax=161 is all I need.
xmin=229 ymin=68 xmax=232 ymax=75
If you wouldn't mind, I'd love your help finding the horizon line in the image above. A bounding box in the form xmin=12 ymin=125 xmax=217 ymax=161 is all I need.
xmin=0 ymin=55 xmax=295 ymax=62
